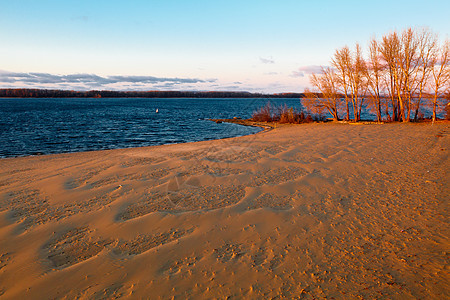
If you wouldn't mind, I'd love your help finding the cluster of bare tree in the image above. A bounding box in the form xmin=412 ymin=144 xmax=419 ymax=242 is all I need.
xmin=305 ymin=28 xmax=449 ymax=122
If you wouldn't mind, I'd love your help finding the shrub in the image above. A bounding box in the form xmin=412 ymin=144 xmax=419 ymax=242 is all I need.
xmin=252 ymin=102 xmax=274 ymax=122
xmin=278 ymin=105 xmax=304 ymax=123
xmin=251 ymin=102 xmax=318 ymax=124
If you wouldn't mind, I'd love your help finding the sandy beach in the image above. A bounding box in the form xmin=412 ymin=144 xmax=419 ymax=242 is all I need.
xmin=0 ymin=122 xmax=448 ymax=299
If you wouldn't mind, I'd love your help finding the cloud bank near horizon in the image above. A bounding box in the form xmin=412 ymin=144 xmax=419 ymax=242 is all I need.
xmin=0 ymin=70 xmax=217 ymax=91
xmin=0 ymin=69 xmax=309 ymax=93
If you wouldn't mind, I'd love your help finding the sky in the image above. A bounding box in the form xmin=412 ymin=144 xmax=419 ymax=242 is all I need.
xmin=1 ymin=0 xmax=449 ymax=93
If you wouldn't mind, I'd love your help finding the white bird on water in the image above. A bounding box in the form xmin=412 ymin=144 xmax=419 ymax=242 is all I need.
xmin=156 ymin=108 xmax=159 ymax=113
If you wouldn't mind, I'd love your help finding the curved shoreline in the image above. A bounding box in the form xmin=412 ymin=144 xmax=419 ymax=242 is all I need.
xmin=209 ymin=118 xmax=274 ymax=131
xmin=0 ymin=119 xmax=265 ymax=160
xmin=2 ymin=119 xmax=448 ymax=160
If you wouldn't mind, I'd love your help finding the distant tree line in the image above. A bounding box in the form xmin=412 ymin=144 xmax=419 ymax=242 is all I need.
xmin=0 ymin=89 xmax=305 ymax=99
xmin=305 ymin=27 xmax=449 ymax=122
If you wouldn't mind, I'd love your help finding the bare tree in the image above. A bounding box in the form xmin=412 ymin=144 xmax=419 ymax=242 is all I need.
xmin=380 ymin=32 xmax=402 ymax=121
xmin=412 ymin=28 xmax=438 ymax=120
xmin=398 ymin=28 xmax=420 ymax=121
xmin=303 ymin=88 xmax=325 ymax=117
xmin=332 ymin=46 xmax=351 ymax=120
xmin=380 ymin=28 xmax=419 ymax=122
xmin=429 ymin=39 xmax=450 ymax=123
xmin=365 ymin=38 xmax=384 ymax=122
xmin=379 ymin=28 xmax=441 ymax=121
xmin=347 ymin=43 xmax=367 ymax=121
xmin=308 ymin=67 xmax=341 ymax=121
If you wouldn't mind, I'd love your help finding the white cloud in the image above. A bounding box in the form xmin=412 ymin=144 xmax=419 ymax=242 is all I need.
xmin=259 ymin=56 xmax=275 ymax=64
xmin=291 ymin=65 xmax=323 ymax=77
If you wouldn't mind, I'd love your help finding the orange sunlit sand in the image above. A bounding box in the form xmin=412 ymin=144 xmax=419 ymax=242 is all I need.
xmin=0 ymin=122 xmax=448 ymax=298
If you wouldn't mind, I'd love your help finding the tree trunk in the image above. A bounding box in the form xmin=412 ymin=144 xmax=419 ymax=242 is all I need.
xmin=345 ymin=98 xmax=350 ymax=120
xmin=391 ymin=97 xmax=398 ymax=121
xmin=406 ymin=95 xmax=411 ymax=122
xmin=358 ymin=98 xmax=363 ymax=121
xmin=377 ymin=101 xmax=382 ymax=122
xmin=385 ymin=101 xmax=391 ymax=122
xmin=413 ymin=98 xmax=421 ymax=121
xmin=432 ymin=95 xmax=438 ymax=123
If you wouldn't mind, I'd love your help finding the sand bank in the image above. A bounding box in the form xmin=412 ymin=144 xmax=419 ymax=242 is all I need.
xmin=0 ymin=122 xmax=448 ymax=298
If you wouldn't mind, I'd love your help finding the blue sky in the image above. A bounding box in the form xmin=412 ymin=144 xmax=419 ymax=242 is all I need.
xmin=1 ymin=0 xmax=449 ymax=93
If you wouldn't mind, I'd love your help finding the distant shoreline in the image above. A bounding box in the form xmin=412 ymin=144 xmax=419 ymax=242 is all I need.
xmin=0 ymin=88 xmax=306 ymax=99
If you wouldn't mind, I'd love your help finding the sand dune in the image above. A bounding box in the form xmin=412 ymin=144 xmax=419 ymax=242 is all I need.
xmin=0 ymin=122 xmax=448 ymax=299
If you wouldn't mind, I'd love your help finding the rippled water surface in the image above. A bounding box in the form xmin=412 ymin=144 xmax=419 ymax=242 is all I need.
xmin=0 ymin=98 xmax=304 ymax=158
